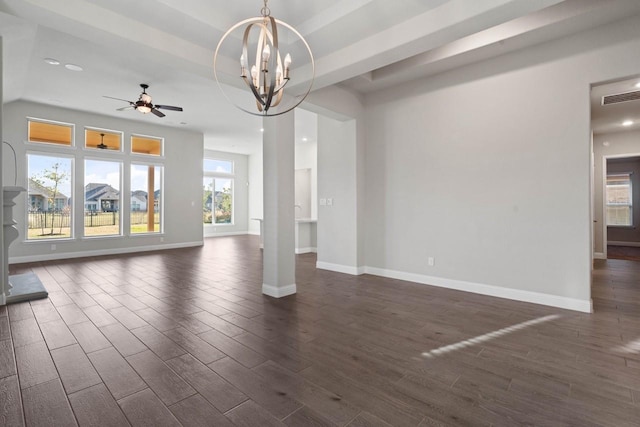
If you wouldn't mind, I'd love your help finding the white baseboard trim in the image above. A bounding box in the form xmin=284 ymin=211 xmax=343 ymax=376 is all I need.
xmin=608 ymin=241 xmax=640 ymax=248
xmin=247 ymin=231 xmax=260 ymax=236
xmin=9 ymin=241 xmax=204 ymax=264
xmin=262 ymin=283 xmax=297 ymax=298
xmin=316 ymin=261 xmax=365 ymax=275
xmin=593 ymin=252 xmax=606 ymax=260
xmin=364 ymin=266 xmax=592 ymax=313
xmin=203 ymin=231 xmax=249 ymax=238
xmin=295 ymin=247 xmax=317 ymax=254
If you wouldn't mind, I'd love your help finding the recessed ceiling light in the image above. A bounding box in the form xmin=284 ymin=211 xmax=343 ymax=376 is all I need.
xmin=260 ymin=128 xmax=264 ymax=132
xmin=302 ymin=137 xmax=308 ymax=142
xmin=622 ymin=120 xmax=633 ymax=126
xmin=64 ymin=63 xmax=83 ymax=71
xmin=635 ymin=82 xmax=640 ymax=88
xmin=44 ymin=58 xmax=60 ymax=65
xmin=603 ymin=141 xmax=610 ymax=147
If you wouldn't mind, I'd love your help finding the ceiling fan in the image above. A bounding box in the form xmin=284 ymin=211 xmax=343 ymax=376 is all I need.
xmin=103 ymin=83 xmax=183 ymax=117
xmin=97 ymin=133 xmax=108 ymax=149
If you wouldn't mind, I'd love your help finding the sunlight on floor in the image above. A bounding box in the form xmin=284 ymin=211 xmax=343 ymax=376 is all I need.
xmin=421 ymin=314 xmax=561 ymax=359
xmin=615 ymin=338 xmax=640 ymax=354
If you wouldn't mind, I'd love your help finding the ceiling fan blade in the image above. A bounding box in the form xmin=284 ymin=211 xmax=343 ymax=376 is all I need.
xmin=103 ymin=95 xmax=133 ymax=103
xmin=116 ymin=105 xmax=135 ymax=111
xmin=151 ymin=108 xmax=165 ymax=117
xmin=155 ymin=104 xmax=183 ymax=112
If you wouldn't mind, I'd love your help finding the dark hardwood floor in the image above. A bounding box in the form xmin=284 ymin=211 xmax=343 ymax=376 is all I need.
xmin=1 ymin=235 xmax=639 ymax=426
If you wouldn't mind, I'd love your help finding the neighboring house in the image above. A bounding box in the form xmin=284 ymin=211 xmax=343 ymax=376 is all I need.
xmin=131 ymin=191 xmax=147 ymax=212
xmin=27 ymin=178 xmax=69 ymax=211
xmin=130 ymin=190 xmax=161 ymax=212
xmin=154 ymin=189 xmax=161 ymax=212
xmin=84 ymin=183 xmax=120 ymax=212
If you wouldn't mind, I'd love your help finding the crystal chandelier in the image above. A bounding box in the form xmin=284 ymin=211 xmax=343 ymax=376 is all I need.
xmin=214 ymin=0 xmax=314 ymax=116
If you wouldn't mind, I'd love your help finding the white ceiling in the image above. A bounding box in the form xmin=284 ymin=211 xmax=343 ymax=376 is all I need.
xmin=2 ymin=0 xmax=640 ymax=154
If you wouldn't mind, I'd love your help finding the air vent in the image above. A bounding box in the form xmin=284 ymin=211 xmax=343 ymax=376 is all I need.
xmin=602 ymin=90 xmax=640 ymax=105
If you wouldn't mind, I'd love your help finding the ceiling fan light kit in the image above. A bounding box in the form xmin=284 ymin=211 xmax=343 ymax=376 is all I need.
xmin=214 ymin=0 xmax=315 ymax=116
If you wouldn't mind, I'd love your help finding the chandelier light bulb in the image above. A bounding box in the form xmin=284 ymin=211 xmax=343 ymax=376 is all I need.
xmin=240 ymin=53 xmax=248 ymax=77
xmin=262 ymin=44 xmax=271 ymax=62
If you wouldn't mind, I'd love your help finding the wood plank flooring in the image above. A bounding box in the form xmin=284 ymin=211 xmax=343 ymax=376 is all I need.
xmin=1 ymin=235 xmax=639 ymax=426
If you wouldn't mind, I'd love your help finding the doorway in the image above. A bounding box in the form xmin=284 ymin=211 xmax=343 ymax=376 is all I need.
xmin=591 ymin=76 xmax=640 ymax=262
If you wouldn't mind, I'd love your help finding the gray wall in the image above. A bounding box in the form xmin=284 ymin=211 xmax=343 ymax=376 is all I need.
xmin=361 ymin=13 xmax=640 ymax=311
xmin=593 ymin=130 xmax=640 ymax=253
xmin=317 ymin=116 xmax=359 ymax=272
xmin=3 ymin=100 xmax=204 ymax=262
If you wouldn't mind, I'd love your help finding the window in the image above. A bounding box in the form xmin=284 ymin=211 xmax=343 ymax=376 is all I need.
xmin=131 ymin=164 xmax=163 ymax=234
xmin=84 ymin=159 xmax=122 ymax=237
xmin=25 ymin=117 xmax=169 ymax=242
xmin=204 ymin=159 xmax=233 ymax=174
xmin=28 ymin=118 xmax=73 ymax=146
xmin=86 ymin=128 xmax=122 ymax=151
xmin=606 ymin=173 xmax=633 ymax=226
xmin=203 ymin=158 xmax=234 ymax=225
xmin=27 ymin=154 xmax=73 ymax=240
xmin=132 ymin=134 xmax=163 ymax=156
xmin=203 ymin=177 xmax=233 ymax=224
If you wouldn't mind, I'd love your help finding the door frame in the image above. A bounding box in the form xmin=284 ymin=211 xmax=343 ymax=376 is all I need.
xmin=601 ymin=152 xmax=640 ymax=258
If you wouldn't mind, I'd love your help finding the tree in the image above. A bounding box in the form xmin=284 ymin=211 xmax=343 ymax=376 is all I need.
xmin=203 ymin=181 xmax=213 ymax=223
xmin=32 ymin=162 xmax=69 ymax=236
xmin=215 ymin=186 xmax=232 ymax=223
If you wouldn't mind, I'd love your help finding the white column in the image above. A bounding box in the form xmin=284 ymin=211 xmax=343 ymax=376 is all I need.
xmin=262 ymin=112 xmax=296 ymax=297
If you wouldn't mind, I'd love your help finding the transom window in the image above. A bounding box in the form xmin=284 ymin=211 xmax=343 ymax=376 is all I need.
xmin=132 ymin=134 xmax=163 ymax=156
xmin=28 ymin=118 xmax=74 ymax=146
xmin=86 ymin=128 xmax=122 ymax=151
xmin=204 ymin=159 xmax=233 ymax=174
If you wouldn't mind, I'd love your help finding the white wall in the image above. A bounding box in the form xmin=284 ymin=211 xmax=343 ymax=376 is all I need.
xmin=4 ymin=100 xmax=204 ymax=262
xmin=295 ymin=141 xmax=317 ymax=219
xmin=362 ymin=14 xmax=640 ymax=312
xmin=593 ymin=130 xmax=640 ymax=253
xmin=203 ymin=149 xmax=249 ymax=237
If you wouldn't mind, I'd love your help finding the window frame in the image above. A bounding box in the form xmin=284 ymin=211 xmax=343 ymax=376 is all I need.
xmin=203 ymin=158 xmax=235 ymax=227
xmin=83 ymin=157 xmax=124 ymax=239
xmin=26 ymin=151 xmax=75 ymax=241
xmin=27 ymin=117 xmax=75 ymax=148
xmin=130 ymin=162 xmax=164 ymax=235
xmin=131 ymin=133 xmax=164 ymax=157
xmin=84 ymin=127 xmax=124 ymax=153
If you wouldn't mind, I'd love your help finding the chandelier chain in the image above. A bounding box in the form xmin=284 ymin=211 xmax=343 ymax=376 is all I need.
xmin=261 ymin=0 xmax=270 ymax=17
